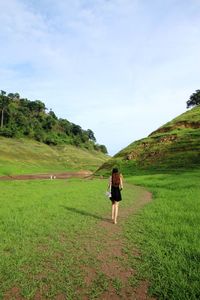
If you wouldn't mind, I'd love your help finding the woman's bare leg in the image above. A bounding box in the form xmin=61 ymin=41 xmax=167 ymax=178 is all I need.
xmin=111 ymin=202 xmax=115 ymax=220
xmin=114 ymin=202 xmax=119 ymax=224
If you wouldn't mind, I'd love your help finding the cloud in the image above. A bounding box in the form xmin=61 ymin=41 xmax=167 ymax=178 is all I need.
xmin=1 ymin=0 xmax=200 ymax=155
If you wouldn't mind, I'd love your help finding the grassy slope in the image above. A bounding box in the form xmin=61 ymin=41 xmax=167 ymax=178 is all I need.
xmin=98 ymin=106 xmax=200 ymax=175
xmin=124 ymin=170 xmax=200 ymax=299
xmin=0 ymin=137 xmax=109 ymax=175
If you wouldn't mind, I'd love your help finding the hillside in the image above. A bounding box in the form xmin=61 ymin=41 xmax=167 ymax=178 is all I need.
xmin=0 ymin=90 xmax=107 ymax=154
xmin=98 ymin=106 xmax=200 ymax=175
xmin=0 ymin=137 xmax=109 ymax=176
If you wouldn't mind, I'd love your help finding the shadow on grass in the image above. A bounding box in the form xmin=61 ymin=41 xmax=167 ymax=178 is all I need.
xmin=61 ymin=205 xmax=111 ymax=222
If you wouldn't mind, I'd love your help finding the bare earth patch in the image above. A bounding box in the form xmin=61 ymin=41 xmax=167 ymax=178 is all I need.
xmin=3 ymin=287 xmax=25 ymax=300
xmin=97 ymin=187 xmax=154 ymax=300
xmin=0 ymin=171 xmax=92 ymax=181
xmin=77 ymin=185 xmax=155 ymax=300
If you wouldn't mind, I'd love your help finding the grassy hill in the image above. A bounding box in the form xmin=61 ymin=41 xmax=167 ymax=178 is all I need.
xmin=0 ymin=91 xmax=108 ymax=154
xmin=0 ymin=137 xmax=109 ymax=176
xmin=98 ymin=106 xmax=200 ymax=175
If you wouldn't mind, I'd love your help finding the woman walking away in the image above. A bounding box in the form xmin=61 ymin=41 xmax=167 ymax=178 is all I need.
xmin=108 ymin=168 xmax=123 ymax=224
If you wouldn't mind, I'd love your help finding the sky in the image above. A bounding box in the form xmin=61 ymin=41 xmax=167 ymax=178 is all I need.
xmin=0 ymin=0 xmax=200 ymax=155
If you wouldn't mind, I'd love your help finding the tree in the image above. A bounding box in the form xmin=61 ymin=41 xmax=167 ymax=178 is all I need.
xmin=7 ymin=92 xmax=20 ymax=100
xmin=0 ymin=92 xmax=9 ymax=128
xmin=186 ymin=90 xmax=200 ymax=108
xmin=87 ymin=129 xmax=96 ymax=142
xmin=71 ymin=124 xmax=82 ymax=136
xmin=28 ymin=100 xmax=46 ymax=114
xmin=99 ymin=144 xmax=108 ymax=154
xmin=58 ymin=118 xmax=71 ymax=135
xmin=48 ymin=109 xmax=57 ymax=120
xmin=94 ymin=143 xmax=108 ymax=154
xmin=7 ymin=93 xmax=15 ymax=99
xmin=0 ymin=90 xmax=107 ymax=153
xmin=14 ymin=93 xmax=20 ymax=99
xmin=42 ymin=115 xmax=56 ymax=130
xmin=1 ymin=90 xmax=6 ymax=96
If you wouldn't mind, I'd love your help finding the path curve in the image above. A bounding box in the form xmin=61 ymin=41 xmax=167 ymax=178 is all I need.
xmin=80 ymin=184 xmax=155 ymax=300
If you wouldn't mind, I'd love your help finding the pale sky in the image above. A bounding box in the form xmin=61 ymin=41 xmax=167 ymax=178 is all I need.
xmin=1 ymin=0 xmax=200 ymax=155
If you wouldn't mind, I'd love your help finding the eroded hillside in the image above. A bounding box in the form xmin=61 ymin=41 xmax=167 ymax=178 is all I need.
xmin=98 ymin=106 xmax=200 ymax=174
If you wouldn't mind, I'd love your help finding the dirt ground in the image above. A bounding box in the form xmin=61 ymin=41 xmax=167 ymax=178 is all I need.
xmin=0 ymin=170 xmax=93 ymax=181
xmin=92 ymin=187 xmax=155 ymax=300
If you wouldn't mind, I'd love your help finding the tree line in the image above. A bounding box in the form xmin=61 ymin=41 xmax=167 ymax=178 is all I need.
xmin=0 ymin=90 xmax=107 ymax=154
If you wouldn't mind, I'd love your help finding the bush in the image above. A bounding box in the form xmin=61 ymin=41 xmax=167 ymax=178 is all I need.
xmin=0 ymin=127 xmax=14 ymax=138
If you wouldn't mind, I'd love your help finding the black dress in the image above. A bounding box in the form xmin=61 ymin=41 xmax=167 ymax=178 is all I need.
xmin=110 ymin=186 xmax=122 ymax=202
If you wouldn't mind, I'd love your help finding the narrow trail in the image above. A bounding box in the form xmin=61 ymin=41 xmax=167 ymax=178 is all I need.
xmin=80 ymin=185 xmax=155 ymax=300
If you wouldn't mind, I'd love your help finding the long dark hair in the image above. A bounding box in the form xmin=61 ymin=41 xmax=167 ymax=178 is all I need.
xmin=112 ymin=168 xmax=120 ymax=187
xmin=112 ymin=168 xmax=119 ymax=174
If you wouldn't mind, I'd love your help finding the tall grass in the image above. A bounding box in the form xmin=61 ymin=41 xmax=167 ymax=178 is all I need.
xmin=125 ymin=170 xmax=200 ymax=299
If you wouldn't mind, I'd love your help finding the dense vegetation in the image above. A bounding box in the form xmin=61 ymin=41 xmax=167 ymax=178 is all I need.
xmin=97 ymin=105 xmax=200 ymax=175
xmin=0 ymin=90 xmax=107 ymax=153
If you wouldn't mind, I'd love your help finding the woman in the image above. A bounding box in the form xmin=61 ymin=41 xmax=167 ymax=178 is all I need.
xmin=108 ymin=168 xmax=123 ymax=224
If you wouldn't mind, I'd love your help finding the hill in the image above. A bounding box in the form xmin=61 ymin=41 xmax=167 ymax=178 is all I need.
xmin=0 ymin=90 xmax=107 ymax=154
xmin=98 ymin=106 xmax=200 ymax=175
xmin=0 ymin=137 xmax=109 ymax=176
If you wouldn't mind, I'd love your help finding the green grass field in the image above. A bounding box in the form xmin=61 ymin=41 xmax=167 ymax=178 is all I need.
xmin=0 ymin=170 xmax=200 ymax=299
xmin=125 ymin=169 xmax=200 ymax=299
xmin=0 ymin=178 xmax=139 ymax=299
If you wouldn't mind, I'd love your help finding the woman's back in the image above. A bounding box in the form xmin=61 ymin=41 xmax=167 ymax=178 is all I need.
xmin=112 ymin=173 xmax=120 ymax=187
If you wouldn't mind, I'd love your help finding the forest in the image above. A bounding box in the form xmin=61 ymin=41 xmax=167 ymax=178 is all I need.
xmin=0 ymin=90 xmax=107 ymax=153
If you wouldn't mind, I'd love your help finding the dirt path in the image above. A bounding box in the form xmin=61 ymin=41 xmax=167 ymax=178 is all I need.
xmin=2 ymin=178 xmax=154 ymax=299
xmin=0 ymin=170 xmax=93 ymax=180
xmin=79 ymin=185 xmax=155 ymax=300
